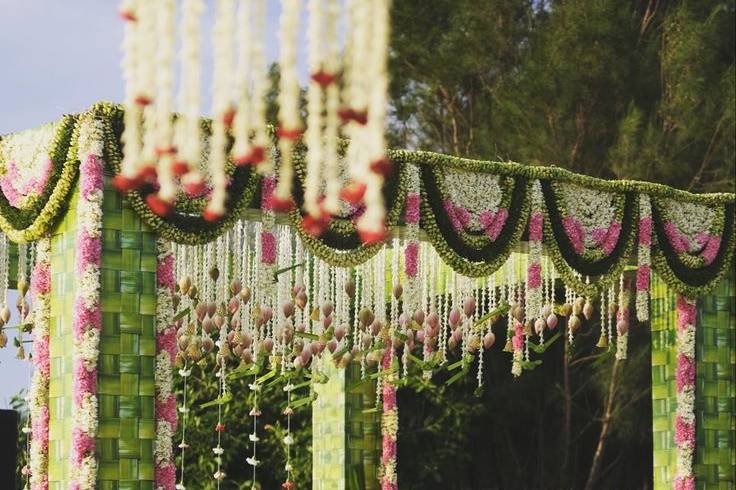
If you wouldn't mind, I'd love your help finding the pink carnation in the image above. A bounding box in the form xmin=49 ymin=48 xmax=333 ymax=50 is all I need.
xmin=404 ymin=193 xmax=420 ymax=225
xmin=528 ymin=213 xmax=543 ymax=242
xmin=674 ymin=416 xmax=695 ymax=446
xmin=638 ymin=217 xmax=652 ymax=246
xmin=479 ymin=208 xmax=509 ymax=242
xmin=382 ymin=436 xmax=397 ymax=460
xmin=73 ymin=363 xmax=97 ymax=403
xmin=32 ymin=333 xmax=50 ymax=376
xmin=676 ymin=354 xmax=696 ymax=390
xmin=527 ymin=262 xmax=541 ymax=289
xmin=404 ymin=241 xmax=419 ymax=278
xmin=80 ymin=155 xmax=103 ymax=198
xmin=562 ymin=217 xmax=584 ymax=254
xmin=664 ymin=222 xmax=688 ymax=254
xmin=674 ymin=476 xmax=695 ymax=490
xmin=454 ymin=205 xmax=471 ymax=228
xmin=701 ymin=235 xmax=720 ymax=265
xmin=31 ymin=262 xmax=51 ymax=296
xmin=76 ymin=232 xmax=102 ymax=273
xmin=676 ymin=296 xmax=697 ymax=330
xmin=636 ymin=265 xmax=650 ymax=290
xmin=157 ymin=328 xmax=177 ymax=360
xmin=156 ymin=395 xmax=178 ymax=428
xmin=260 ymin=176 xmax=276 ymax=210
xmin=261 ymin=231 xmax=276 ymax=264
xmin=443 ymin=200 xmax=463 ymax=231
xmin=31 ymin=405 xmax=49 ymax=451
xmin=155 ymin=463 xmax=177 ymax=490
xmin=157 ymin=254 xmax=175 ymax=288
xmin=71 ymin=429 xmax=96 ymax=466
xmin=72 ymin=301 xmax=102 ymax=337
xmin=602 ymin=222 xmax=621 ymax=255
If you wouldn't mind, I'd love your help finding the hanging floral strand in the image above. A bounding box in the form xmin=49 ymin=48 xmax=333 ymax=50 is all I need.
xmin=70 ymin=118 xmax=104 ymax=490
xmin=204 ymin=0 xmax=236 ymax=221
xmin=527 ymin=180 xmax=544 ymax=339
xmin=29 ymin=237 xmax=50 ymax=490
xmin=272 ymin=0 xmax=304 ymax=212
xmin=175 ymin=0 xmax=206 ymax=198
xmin=155 ymin=240 xmax=177 ymax=490
xmin=356 ymin=0 xmax=391 ymax=244
xmin=615 ymin=276 xmax=630 ymax=361
xmin=379 ymin=350 xmax=398 ymax=490
xmin=674 ymin=295 xmax=696 ymax=490
xmin=636 ymin=195 xmax=652 ymax=322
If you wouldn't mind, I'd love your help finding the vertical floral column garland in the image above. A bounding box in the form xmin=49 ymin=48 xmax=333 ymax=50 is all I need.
xmin=675 ymin=296 xmax=697 ymax=490
xmin=380 ymin=350 xmax=398 ymax=490
xmin=155 ymin=240 xmax=177 ymax=490
xmin=29 ymin=237 xmax=51 ymax=490
xmin=527 ymin=181 xmax=544 ymax=338
xmin=615 ymin=277 xmax=630 ymax=361
xmin=403 ymin=165 xmax=421 ymax=372
xmin=70 ymin=118 xmax=104 ymax=490
xmin=636 ymin=195 xmax=652 ymax=322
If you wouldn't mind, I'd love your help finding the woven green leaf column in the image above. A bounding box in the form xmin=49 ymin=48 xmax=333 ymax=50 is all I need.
xmin=48 ymin=179 xmax=157 ymax=489
xmin=313 ymin=358 xmax=381 ymax=490
xmin=651 ymin=272 xmax=735 ymax=489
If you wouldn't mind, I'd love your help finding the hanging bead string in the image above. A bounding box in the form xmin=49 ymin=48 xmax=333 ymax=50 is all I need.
xmin=615 ymin=273 xmax=630 ymax=360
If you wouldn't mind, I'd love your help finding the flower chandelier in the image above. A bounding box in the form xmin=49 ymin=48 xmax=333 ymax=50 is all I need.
xmin=116 ymin=0 xmax=392 ymax=244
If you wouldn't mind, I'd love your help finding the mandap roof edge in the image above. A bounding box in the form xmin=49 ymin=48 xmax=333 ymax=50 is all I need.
xmin=0 ymin=101 xmax=733 ymax=298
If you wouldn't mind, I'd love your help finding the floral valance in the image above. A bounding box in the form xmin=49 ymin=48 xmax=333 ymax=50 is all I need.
xmin=0 ymin=102 xmax=733 ymax=297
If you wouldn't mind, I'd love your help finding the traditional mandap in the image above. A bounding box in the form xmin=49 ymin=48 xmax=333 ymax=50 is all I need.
xmin=0 ymin=101 xmax=733 ymax=490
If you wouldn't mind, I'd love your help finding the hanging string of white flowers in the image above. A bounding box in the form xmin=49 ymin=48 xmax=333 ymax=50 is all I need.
xmin=205 ymin=0 xmax=236 ymax=221
xmin=272 ymin=0 xmax=304 ymax=212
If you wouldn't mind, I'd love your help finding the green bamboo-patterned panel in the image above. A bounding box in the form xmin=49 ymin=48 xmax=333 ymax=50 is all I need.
xmin=651 ymin=272 xmax=735 ymax=490
xmin=98 ymin=177 xmax=157 ymax=490
xmin=48 ymin=185 xmax=80 ymax=489
xmin=313 ymin=358 xmax=380 ymax=490
xmin=695 ymin=274 xmax=735 ymax=489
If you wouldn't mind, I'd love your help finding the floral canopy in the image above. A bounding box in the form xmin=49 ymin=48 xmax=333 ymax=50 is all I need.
xmin=1 ymin=102 xmax=734 ymax=490
xmin=1 ymin=102 xmax=733 ymax=299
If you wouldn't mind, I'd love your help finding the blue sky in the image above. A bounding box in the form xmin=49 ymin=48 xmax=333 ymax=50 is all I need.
xmin=0 ymin=0 xmax=311 ymax=406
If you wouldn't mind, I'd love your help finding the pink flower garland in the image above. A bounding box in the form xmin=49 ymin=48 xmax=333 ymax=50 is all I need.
xmin=155 ymin=241 xmax=177 ymax=490
xmin=479 ymin=208 xmax=509 ymax=241
xmin=70 ymin=144 xmax=104 ymax=488
xmin=0 ymin=158 xmax=52 ymax=208
xmin=29 ymin=237 xmax=51 ymax=490
xmin=380 ymin=350 xmax=398 ymax=490
xmin=675 ymin=295 xmax=696 ymax=490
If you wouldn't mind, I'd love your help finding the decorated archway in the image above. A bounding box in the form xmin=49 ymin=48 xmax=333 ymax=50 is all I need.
xmin=1 ymin=102 xmax=733 ymax=489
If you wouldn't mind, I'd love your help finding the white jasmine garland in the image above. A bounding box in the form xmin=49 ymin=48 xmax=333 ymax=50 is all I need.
xmin=77 ymin=328 xmax=100 ymax=369
xmin=676 ymin=386 xmax=695 ymax=424
xmin=120 ymin=0 xmax=142 ymax=177
xmin=232 ymin=0 xmax=254 ymax=161
xmin=156 ymin=288 xmax=175 ymax=334
xmin=662 ymin=198 xmax=716 ymax=248
xmin=73 ymin=393 xmax=99 ymax=436
xmin=154 ymin=0 xmax=177 ymax=202
xmin=443 ymin=169 xmax=505 ymax=230
xmin=207 ymin=0 xmax=236 ymax=216
xmin=155 ymin=420 xmax=175 ymax=464
xmin=79 ymin=266 xmax=102 ymax=309
xmin=155 ymin=351 xmax=174 ymax=399
xmin=356 ymin=0 xmax=391 ymax=237
xmin=72 ymin=456 xmax=98 ymax=490
xmin=274 ymin=0 xmax=304 ymax=202
xmin=512 ymin=349 xmax=523 ymax=377
xmin=321 ymin=0 xmax=342 ymax=213
xmin=303 ymin=0 xmax=326 ymax=217
xmin=676 ymin=325 xmax=696 ymax=359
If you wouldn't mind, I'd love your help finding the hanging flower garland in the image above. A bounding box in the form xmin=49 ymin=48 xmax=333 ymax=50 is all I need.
xmin=674 ymin=295 xmax=697 ymax=490
xmin=29 ymin=236 xmax=50 ymax=490
xmin=615 ymin=277 xmax=630 ymax=361
xmin=650 ymin=195 xmax=736 ymax=298
xmin=526 ymin=181 xmax=544 ymax=336
xmin=379 ymin=350 xmax=398 ymax=490
xmin=69 ymin=117 xmax=104 ymax=490
xmin=0 ymin=115 xmax=78 ymax=242
xmin=541 ymin=179 xmax=636 ymax=297
xmin=155 ymin=240 xmax=177 ymax=490
xmin=636 ymin=195 xmax=652 ymax=322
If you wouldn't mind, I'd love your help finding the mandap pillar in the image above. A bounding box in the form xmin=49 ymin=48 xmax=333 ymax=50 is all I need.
xmin=650 ymin=272 xmax=735 ymax=489
xmin=312 ymin=358 xmax=381 ymax=490
xmin=48 ymin=175 xmax=158 ymax=489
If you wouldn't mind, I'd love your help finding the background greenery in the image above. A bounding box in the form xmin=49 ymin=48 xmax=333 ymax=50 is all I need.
xmin=13 ymin=1 xmax=735 ymax=488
